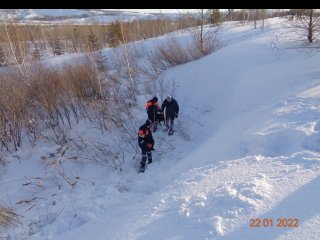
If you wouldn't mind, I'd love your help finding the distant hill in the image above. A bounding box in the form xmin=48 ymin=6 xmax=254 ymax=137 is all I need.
xmin=0 ymin=9 xmax=192 ymax=24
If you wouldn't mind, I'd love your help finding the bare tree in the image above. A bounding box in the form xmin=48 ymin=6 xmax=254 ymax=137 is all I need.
xmin=194 ymin=9 xmax=222 ymax=56
xmin=248 ymin=9 xmax=268 ymax=29
xmin=287 ymin=9 xmax=320 ymax=44
xmin=240 ymin=9 xmax=250 ymax=24
xmin=260 ymin=9 xmax=267 ymax=29
xmin=227 ymin=9 xmax=235 ymax=21
xmin=249 ymin=9 xmax=260 ymax=29
xmin=197 ymin=9 xmax=212 ymax=54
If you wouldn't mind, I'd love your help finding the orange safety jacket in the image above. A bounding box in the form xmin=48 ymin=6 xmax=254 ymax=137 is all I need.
xmin=138 ymin=124 xmax=154 ymax=149
xmin=145 ymin=100 xmax=160 ymax=111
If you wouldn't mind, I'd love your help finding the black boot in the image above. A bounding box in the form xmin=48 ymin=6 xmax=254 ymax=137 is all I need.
xmin=168 ymin=128 xmax=174 ymax=135
xmin=147 ymin=152 xmax=152 ymax=164
xmin=153 ymin=123 xmax=157 ymax=132
xmin=139 ymin=162 xmax=146 ymax=172
xmin=140 ymin=156 xmax=146 ymax=172
xmin=163 ymin=125 xmax=169 ymax=131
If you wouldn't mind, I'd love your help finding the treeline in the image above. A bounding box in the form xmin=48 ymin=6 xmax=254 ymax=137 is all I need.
xmin=0 ymin=16 xmax=199 ymax=66
xmin=222 ymin=9 xmax=289 ymax=22
xmin=0 ymin=9 xmax=302 ymax=67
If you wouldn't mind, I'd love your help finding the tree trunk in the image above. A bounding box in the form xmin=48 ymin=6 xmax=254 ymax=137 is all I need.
xmin=200 ymin=9 xmax=204 ymax=54
xmin=308 ymin=9 xmax=314 ymax=43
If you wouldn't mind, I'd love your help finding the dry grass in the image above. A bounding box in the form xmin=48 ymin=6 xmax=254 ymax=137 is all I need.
xmin=0 ymin=207 xmax=20 ymax=228
xmin=0 ymin=59 xmax=107 ymax=149
xmin=148 ymin=31 xmax=221 ymax=74
xmin=148 ymin=37 xmax=191 ymax=72
xmin=0 ymin=17 xmax=199 ymax=66
xmin=0 ymin=18 xmax=217 ymax=152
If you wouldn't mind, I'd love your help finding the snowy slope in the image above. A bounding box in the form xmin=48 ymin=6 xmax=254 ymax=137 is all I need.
xmin=1 ymin=18 xmax=320 ymax=240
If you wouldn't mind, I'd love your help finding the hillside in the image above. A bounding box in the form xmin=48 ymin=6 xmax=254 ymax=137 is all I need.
xmin=1 ymin=17 xmax=320 ymax=240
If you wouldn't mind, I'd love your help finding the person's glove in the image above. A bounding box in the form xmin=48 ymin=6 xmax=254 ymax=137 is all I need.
xmin=175 ymin=113 xmax=178 ymax=118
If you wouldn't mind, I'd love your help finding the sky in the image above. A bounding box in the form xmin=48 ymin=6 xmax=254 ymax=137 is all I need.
xmin=1 ymin=16 xmax=320 ymax=240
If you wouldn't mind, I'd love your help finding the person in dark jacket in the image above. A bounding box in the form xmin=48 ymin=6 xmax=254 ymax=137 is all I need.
xmin=145 ymin=96 xmax=161 ymax=132
xmin=138 ymin=119 xmax=155 ymax=172
xmin=161 ymin=95 xmax=179 ymax=134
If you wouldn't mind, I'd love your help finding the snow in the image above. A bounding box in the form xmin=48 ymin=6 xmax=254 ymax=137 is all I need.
xmin=1 ymin=17 xmax=320 ymax=240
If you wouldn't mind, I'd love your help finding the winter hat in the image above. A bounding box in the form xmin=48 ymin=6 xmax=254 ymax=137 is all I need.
xmin=152 ymin=96 xmax=158 ymax=102
xmin=166 ymin=95 xmax=172 ymax=102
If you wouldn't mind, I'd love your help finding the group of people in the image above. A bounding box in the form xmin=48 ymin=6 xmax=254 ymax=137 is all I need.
xmin=138 ymin=96 xmax=179 ymax=172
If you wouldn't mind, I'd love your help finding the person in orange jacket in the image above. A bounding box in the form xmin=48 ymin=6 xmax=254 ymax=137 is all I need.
xmin=138 ymin=119 xmax=155 ymax=172
xmin=145 ymin=96 xmax=161 ymax=132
